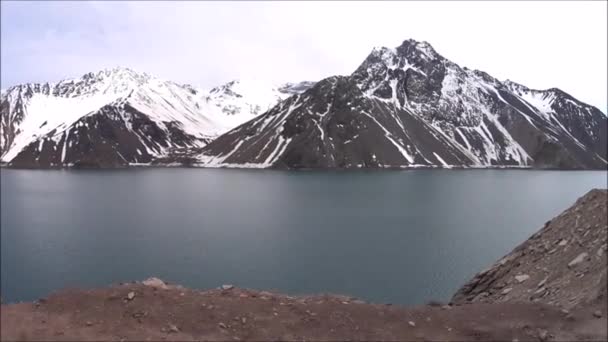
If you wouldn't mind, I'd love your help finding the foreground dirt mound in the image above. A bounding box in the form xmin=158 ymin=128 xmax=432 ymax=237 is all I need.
xmin=1 ymin=280 xmax=606 ymax=341
xmin=452 ymin=189 xmax=607 ymax=311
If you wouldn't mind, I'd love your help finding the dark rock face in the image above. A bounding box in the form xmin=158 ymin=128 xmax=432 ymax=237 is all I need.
xmin=9 ymin=104 xmax=205 ymax=168
xmin=192 ymin=39 xmax=607 ymax=169
xmin=198 ymin=77 xmax=473 ymax=169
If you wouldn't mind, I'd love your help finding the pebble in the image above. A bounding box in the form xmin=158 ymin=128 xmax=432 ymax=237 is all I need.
xmin=501 ymin=288 xmax=513 ymax=295
xmin=515 ymin=274 xmax=530 ymax=283
xmin=593 ymin=310 xmax=602 ymax=318
xmin=219 ymin=322 xmax=228 ymax=329
xmin=86 ymin=321 xmax=93 ymax=326
xmin=568 ymin=252 xmax=589 ymax=268
xmin=408 ymin=321 xmax=416 ymax=327
xmin=142 ymin=277 xmax=168 ymax=290
xmin=241 ymin=317 xmax=247 ymax=324
xmin=538 ymin=329 xmax=549 ymax=341
xmin=126 ymin=292 xmax=135 ymax=301
xmin=221 ymin=284 xmax=234 ymax=291
xmin=558 ymin=239 xmax=568 ymax=246
xmin=168 ymin=324 xmax=179 ymax=333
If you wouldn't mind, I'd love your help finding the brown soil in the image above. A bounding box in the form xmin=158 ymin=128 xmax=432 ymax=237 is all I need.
xmin=1 ymin=282 xmax=607 ymax=341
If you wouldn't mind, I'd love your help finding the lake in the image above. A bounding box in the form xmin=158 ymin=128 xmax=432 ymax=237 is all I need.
xmin=1 ymin=168 xmax=606 ymax=305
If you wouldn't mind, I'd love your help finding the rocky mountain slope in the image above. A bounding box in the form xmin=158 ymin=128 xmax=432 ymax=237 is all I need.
xmin=0 ymin=68 xmax=311 ymax=168
xmin=189 ymin=39 xmax=607 ymax=169
xmin=452 ymin=189 xmax=607 ymax=311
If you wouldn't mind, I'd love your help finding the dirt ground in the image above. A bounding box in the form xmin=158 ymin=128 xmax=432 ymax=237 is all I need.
xmin=1 ymin=281 xmax=606 ymax=341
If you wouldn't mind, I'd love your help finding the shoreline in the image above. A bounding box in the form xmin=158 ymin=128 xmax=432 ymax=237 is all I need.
xmin=1 ymin=190 xmax=606 ymax=340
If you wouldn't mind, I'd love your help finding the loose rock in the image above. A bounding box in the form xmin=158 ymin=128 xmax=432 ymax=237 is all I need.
xmin=538 ymin=329 xmax=549 ymax=342
xmin=126 ymin=292 xmax=135 ymax=301
xmin=142 ymin=277 xmax=168 ymax=290
xmin=568 ymin=252 xmax=589 ymax=268
xmin=515 ymin=274 xmax=530 ymax=283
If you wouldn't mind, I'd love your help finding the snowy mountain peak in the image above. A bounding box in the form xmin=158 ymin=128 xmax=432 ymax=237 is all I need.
xmin=192 ymin=38 xmax=607 ymax=170
xmin=1 ymin=68 xmax=313 ymax=166
xmin=396 ymin=39 xmax=440 ymax=60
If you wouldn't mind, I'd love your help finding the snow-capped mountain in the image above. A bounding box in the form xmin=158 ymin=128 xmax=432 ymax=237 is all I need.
xmin=1 ymin=67 xmax=313 ymax=167
xmin=187 ymin=39 xmax=607 ymax=169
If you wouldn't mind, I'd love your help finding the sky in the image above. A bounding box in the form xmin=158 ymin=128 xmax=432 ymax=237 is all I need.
xmin=1 ymin=1 xmax=607 ymax=111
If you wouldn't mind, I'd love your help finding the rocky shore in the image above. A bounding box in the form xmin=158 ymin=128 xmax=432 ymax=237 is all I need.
xmin=1 ymin=189 xmax=606 ymax=341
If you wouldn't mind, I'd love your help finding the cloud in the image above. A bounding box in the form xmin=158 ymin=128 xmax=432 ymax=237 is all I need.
xmin=1 ymin=1 xmax=606 ymax=111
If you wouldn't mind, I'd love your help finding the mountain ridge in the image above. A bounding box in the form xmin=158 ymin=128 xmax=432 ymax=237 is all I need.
xmin=184 ymin=39 xmax=606 ymax=170
xmin=2 ymin=39 xmax=606 ymax=169
xmin=1 ymin=67 xmax=313 ymax=167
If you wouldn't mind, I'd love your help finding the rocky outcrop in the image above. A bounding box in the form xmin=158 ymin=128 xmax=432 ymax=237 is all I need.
xmin=452 ymin=189 xmax=608 ymax=310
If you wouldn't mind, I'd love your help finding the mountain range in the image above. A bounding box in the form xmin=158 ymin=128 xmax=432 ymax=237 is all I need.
xmin=0 ymin=68 xmax=312 ymax=167
xmin=2 ymin=39 xmax=606 ymax=169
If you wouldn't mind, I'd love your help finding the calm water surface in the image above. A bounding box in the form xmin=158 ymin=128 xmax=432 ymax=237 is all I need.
xmin=1 ymin=168 xmax=606 ymax=304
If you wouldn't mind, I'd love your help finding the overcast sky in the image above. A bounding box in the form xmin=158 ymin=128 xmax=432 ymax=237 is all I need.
xmin=1 ymin=1 xmax=606 ymax=111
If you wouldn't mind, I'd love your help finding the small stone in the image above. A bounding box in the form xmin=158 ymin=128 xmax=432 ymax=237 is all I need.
xmin=241 ymin=317 xmax=247 ymax=324
xmin=168 ymin=324 xmax=179 ymax=333
xmin=221 ymin=284 xmax=234 ymax=291
xmin=142 ymin=277 xmax=168 ymax=290
xmin=538 ymin=329 xmax=549 ymax=341
xmin=515 ymin=274 xmax=530 ymax=283
xmin=568 ymin=252 xmax=589 ymax=268
xmin=126 ymin=291 xmax=135 ymax=301
xmin=593 ymin=310 xmax=602 ymax=318
xmin=408 ymin=321 xmax=416 ymax=327
xmin=132 ymin=311 xmax=146 ymax=319
xmin=441 ymin=305 xmax=452 ymax=310
xmin=219 ymin=322 xmax=228 ymax=329
xmin=537 ymin=276 xmax=548 ymax=288
xmin=560 ymin=309 xmax=569 ymax=315
xmin=502 ymin=288 xmax=513 ymax=295
xmin=86 ymin=321 xmax=93 ymax=326
xmin=558 ymin=239 xmax=568 ymax=246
